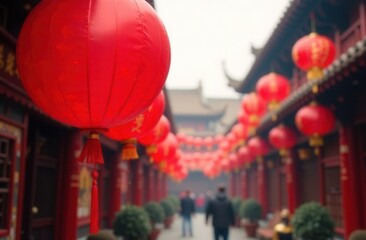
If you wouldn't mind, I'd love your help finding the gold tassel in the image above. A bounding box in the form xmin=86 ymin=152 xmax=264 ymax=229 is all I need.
xmin=307 ymin=67 xmax=323 ymax=81
xmin=121 ymin=139 xmax=138 ymax=160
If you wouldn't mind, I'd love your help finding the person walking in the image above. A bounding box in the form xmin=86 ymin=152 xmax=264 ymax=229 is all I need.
xmin=180 ymin=190 xmax=196 ymax=237
xmin=205 ymin=185 xmax=235 ymax=240
xmin=273 ymin=209 xmax=293 ymax=240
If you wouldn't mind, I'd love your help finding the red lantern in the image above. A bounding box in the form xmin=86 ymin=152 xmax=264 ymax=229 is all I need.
xmin=176 ymin=132 xmax=187 ymax=143
xmin=238 ymin=146 xmax=254 ymax=165
xmin=292 ymin=33 xmax=336 ymax=80
xmin=105 ymin=92 xmax=165 ymax=160
xmin=203 ymin=136 xmax=214 ymax=150
xmin=247 ymin=136 xmax=270 ymax=161
xmin=193 ymin=137 xmax=203 ymax=150
xmin=295 ymin=102 xmax=335 ymax=151
xmin=214 ymin=134 xmax=225 ymax=144
xmin=241 ymin=93 xmax=267 ymax=130
xmin=149 ymin=132 xmax=178 ymax=164
xmin=138 ymin=115 xmax=171 ymax=146
xmin=256 ymin=73 xmax=291 ymax=110
xmin=268 ymin=125 xmax=297 ymax=156
xmin=237 ymin=110 xmax=249 ymax=125
xmin=17 ymin=0 xmax=170 ymax=234
xmin=219 ymin=140 xmax=230 ymax=153
xmin=231 ymin=123 xmax=248 ymax=145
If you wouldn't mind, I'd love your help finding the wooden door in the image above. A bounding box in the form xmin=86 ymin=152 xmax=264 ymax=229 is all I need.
xmin=22 ymin=123 xmax=64 ymax=240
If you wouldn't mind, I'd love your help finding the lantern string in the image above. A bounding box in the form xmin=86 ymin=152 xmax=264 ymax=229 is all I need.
xmin=310 ymin=13 xmax=316 ymax=33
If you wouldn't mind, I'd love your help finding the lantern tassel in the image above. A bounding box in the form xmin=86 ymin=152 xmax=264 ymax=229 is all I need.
xmin=121 ymin=139 xmax=139 ymax=160
xmin=90 ymin=170 xmax=99 ymax=234
xmin=307 ymin=67 xmax=323 ymax=81
xmin=78 ymin=132 xmax=104 ymax=164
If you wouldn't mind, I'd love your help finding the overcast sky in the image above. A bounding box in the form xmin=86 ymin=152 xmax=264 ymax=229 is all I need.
xmin=155 ymin=0 xmax=291 ymax=99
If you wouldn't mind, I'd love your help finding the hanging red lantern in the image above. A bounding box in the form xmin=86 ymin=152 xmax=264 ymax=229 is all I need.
xmin=214 ymin=134 xmax=225 ymax=144
xmin=105 ymin=92 xmax=165 ymax=160
xmin=176 ymin=132 xmax=187 ymax=143
xmin=231 ymin=123 xmax=248 ymax=145
xmin=149 ymin=132 xmax=178 ymax=164
xmin=138 ymin=115 xmax=171 ymax=146
xmin=247 ymin=136 xmax=270 ymax=161
xmin=219 ymin=140 xmax=230 ymax=154
xmin=238 ymin=146 xmax=254 ymax=166
xmin=256 ymin=73 xmax=291 ymax=110
xmin=295 ymin=102 xmax=335 ymax=153
xmin=193 ymin=137 xmax=203 ymax=150
xmin=17 ymin=0 xmax=170 ymax=234
xmin=237 ymin=109 xmax=249 ymax=126
xmin=292 ymin=33 xmax=336 ymax=81
xmin=241 ymin=93 xmax=267 ymax=132
xmin=268 ymin=125 xmax=297 ymax=156
xmin=226 ymin=132 xmax=237 ymax=151
xmin=203 ymin=136 xmax=214 ymax=150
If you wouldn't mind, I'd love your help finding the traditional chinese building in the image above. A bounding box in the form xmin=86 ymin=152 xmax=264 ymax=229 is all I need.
xmin=0 ymin=1 xmax=172 ymax=240
xmin=226 ymin=0 xmax=366 ymax=238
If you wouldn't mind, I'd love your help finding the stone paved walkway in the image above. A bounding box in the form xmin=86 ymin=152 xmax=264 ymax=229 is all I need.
xmin=158 ymin=214 xmax=257 ymax=240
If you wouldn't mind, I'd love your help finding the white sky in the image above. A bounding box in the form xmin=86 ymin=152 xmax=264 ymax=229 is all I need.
xmin=155 ymin=0 xmax=291 ymax=98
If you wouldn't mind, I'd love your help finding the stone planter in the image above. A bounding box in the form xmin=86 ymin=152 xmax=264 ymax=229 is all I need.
xmin=164 ymin=216 xmax=173 ymax=229
xmin=243 ymin=222 xmax=258 ymax=238
xmin=148 ymin=228 xmax=161 ymax=240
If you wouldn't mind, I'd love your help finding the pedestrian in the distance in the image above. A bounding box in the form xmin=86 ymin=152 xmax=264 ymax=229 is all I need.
xmin=205 ymin=185 xmax=235 ymax=240
xmin=180 ymin=190 xmax=196 ymax=237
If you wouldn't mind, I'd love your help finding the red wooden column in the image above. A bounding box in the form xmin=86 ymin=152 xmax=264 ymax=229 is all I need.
xmin=257 ymin=161 xmax=268 ymax=215
xmin=110 ymin=154 xmax=123 ymax=226
xmin=230 ymin=172 xmax=236 ymax=197
xmin=339 ymin=126 xmax=362 ymax=238
xmin=284 ymin=153 xmax=298 ymax=213
xmin=241 ymin=169 xmax=248 ymax=199
xmin=146 ymin=165 xmax=155 ymax=202
xmin=156 ymin=171 xmax=163 ymax=201
xmin=60 ymin=130 xmax=82 ymax=239
xmin=130 ymin=159 xmax=143 ymax=206
xmin=162 ymin=174 xmax=167 ymax=198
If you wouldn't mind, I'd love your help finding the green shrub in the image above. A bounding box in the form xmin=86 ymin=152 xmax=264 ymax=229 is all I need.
xmin=231 ymin=197 xmax=242 ymax=217
xmin=292 ymin=202 xmax=334 ymax=240
xmin=167 ymin=195 xmax=179 ymax=211
xmin=239 ymin=199 xmax=261 ymax=222
xmin=160 ymin=199 xmax=175 ymax=218
xmin=144 ymin=201 xmax=165 ymax=225
xmin=350 ymin=230 xmax=366 ymax=240
xmin=113 ymin=205 xmax=151 ymax=240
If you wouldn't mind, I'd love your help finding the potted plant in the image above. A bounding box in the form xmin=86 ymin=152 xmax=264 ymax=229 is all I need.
xmin=292 ymin=202 xmax=334 ymax=240
xmin=350 ymin=230 xmax=366 ymax=240
xmin=231 ymin=197 xmax=242 ymax=227
xmin=160 ymin=199 xmax=175 ymax=229
xmin=87 ymin=230 xmax=117 ymax=240
xmin=144 ymin=201 xmax=165 ymax=240
xmin=113 ymin=205 xmax=151 ymax=240
xmin=239 ymin=199 xmax=262 ymax=237
xmin=167 ymin=195 xmax=179 ymax=212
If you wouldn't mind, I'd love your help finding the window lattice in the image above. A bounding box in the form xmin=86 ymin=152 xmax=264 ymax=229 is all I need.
xmin=0 ymin=137 xmax=10 ymax=229
xmin=324 ymin=166 xmax=343 ymax=228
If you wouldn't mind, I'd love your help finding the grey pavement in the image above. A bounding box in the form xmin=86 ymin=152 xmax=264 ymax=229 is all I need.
xmin=158 ymin=214 xmax=257 ymax=240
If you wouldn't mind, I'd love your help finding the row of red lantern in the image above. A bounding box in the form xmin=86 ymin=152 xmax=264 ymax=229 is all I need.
xmin=16 ymin=0 xmax=171 ymax=234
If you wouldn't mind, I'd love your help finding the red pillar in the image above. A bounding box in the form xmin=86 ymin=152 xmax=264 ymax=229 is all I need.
xmin=146 ymin=166 xmax=155 ymax=202
xmin=60 ymin=130 xmax=82 ymax=239
xmin=131 ymin=159 xmax=143 ymax=206
xmin=340 ymin=126 xmax=362 ymax=238
xmin=241 ymin=169 xmax=248 ymax=199
xmin=162 ymin=174 xmax=167 ymax=198
xmin=110 ymin=154 xmax=123 ymax=226
xmin=257 ymin=161 xmax=268 ymax=216
xmin=284 ymin=154 xmax=298 ymax=213
xmin=230 ymin=172 xmax=236 ymax=197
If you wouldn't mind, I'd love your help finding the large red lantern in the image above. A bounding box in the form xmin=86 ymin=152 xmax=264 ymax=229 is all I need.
xmin=237 ymin=109 xmax=249 ymax=125
xmin=295 ymin=103 xmax=335 ymax=153
xmin=247 ymin=136 xmax=270 ymax=161
xmin=149 ymin=132 xmax=178 ymax=164
xmin=138 ymin=115 xmax=171 ymax=146
xmin=17 ymin=0 xmax=170 ymax=234
xmin=292 ymin=33 xmax=336 ymax=80
xmin=268 ymin=125 xmax=297 ymax=156
xmin=105 ymin=92 xmax=165 ymax=160
xmin=241 ymin=93 xmax=267 ymax=132
xmin=256 ymin=73 xmax=291 ymax=110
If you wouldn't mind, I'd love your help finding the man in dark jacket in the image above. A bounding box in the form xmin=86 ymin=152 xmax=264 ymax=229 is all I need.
xmin=205 ymin=186 xmax=235 ymax=240
xmin=180 ymin=190 xmax=196 ymax=237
